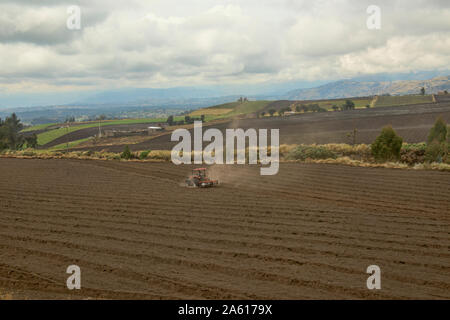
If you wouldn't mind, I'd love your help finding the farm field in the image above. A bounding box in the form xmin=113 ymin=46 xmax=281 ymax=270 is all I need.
xmin=23 ymin=118 xmax=172 ymax=147
xmin=0 ymin=159 xmax=449 ymax=299
xmin=374 ymin=95 xmax=433 ymax=107
xmin=190 ymin=101 xmax=271 ymax=120
xmin=76 ymin=102 xmax=450 ymax=152
xmin=23 ymin=97 xmax=444 ymax=150
xmin=39 ymin=123 xmax=161 ymax=149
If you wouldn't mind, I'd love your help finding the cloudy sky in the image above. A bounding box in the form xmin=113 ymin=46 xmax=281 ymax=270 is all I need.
xmin=0 ymin=0 xmax=449 ymax=101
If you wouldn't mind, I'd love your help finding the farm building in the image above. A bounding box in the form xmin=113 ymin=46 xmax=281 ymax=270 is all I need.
xmin=104 ymin=126 xmax=165 ymax=138
xmin=148 ymin=126 xmax=164 ymax=133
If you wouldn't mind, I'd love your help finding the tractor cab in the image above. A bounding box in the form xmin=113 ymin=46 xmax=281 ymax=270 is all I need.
xmin=186 ymin=168 xmax=218 ymax=188
xmin=192 ymin=168 xmax=207 ymax=179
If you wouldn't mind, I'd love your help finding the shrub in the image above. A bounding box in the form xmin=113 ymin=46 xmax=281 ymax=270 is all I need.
xmin=400 ymin=143 xmax=426 ymax=165
xmin=425 ymin=141 xmax=446 ymax=163
xmin=323 ymin=143 xmax=372 ymax=160
xmin=287 ymin=145 xmax=337 ymax=161
xmin=139 ymin=150 xmax=150 ymax=160
xmin=427 ymin=117 xmax=447 ymax=144
xmin=268 ymin=109 xmax=276 ymax=117
xmin=371 ymin=126 xmax=403 ymax=162
xmin=425 ymin=118 xmax=448 ymax=163
xmin=120 ymin=145 xmax=133 ymax=160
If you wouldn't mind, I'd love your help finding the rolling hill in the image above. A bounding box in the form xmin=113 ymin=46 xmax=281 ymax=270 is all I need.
xmin=283 ymin=76 xmax=450 ymax=100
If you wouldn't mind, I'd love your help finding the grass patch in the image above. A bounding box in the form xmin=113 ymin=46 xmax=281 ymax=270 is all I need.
xmin=375 ymin=95 xmax=433 ymax=107
xmin=191 ymin=101 xmax=271 ymax=120
xmin=21 ymin=123 xmax=55 ymax=133
xmin=35 ymin=118 xmax=169 ymax=146
xmin=316 ymin=98 xmax=372 ymax=110
xmin=190 ymin=108 xmax=233 ymax=116
xmin=287 ymin=145 xmax=338 ymax=161
xmin=48 ymin=138 xmax=92 ymax=151
xmin=2 ymin=143 xmax=449 ymax=172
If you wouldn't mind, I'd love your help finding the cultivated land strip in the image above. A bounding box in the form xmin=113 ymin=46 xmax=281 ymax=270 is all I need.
xmin=0 ymin=159 xmax=449 ymax=299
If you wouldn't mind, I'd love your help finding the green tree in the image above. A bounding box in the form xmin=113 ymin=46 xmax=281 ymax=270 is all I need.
xmin=166 ymin=115 xmax=174 ymax=126
xmin=24 ymin=134 xmax=38 ymax=149
xmin=420 ymin=87 xmax=425 ymax=95
xmin=343 ymin=100 xmax=355 ymax=111
xmin=200 ymin=114 xmax=205 ymax=122
xmin=121 ymin=145 xmax=133 ymax=160
xmin=0 ymin=118 xmax=7 ymax=150
xmin=425 ymin=117 xmax=448 ymax=163
xmin=427 ymin=117 xmax=447 ymax=144
xmin=268 ymin=109 xmax=276 ymax=117
xmin=371 ymin=126 xmax=403 ymax=162
xmin=139 ymin=150 xmax=150 ymax=160
xmin=309 ymin=104 xmax=320 ymax=112
xmin=279 ymin=107 xmax=291 ymax=116
xmin=4 ymin=113 xmax=24 ymax=150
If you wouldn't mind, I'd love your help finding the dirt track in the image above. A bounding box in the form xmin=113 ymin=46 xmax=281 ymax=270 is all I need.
xmin=0 ymin=159 xmax=449 ymax=299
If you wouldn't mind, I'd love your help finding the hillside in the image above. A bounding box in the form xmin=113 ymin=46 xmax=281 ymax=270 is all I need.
xmin=189 ymin=101 xmax=271 ymax=119
xmin=284 ymin=76 xmax=450 ymax=100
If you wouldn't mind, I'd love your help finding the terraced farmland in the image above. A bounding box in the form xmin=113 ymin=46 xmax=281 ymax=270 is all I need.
xmin=77 ymin=101 xmax=450 ymax=153
xmin=0 ymin=159 xmax=449 ymax=299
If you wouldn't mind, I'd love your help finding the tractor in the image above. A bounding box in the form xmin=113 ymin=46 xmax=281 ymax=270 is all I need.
xmin=186 ymin=168 xmax=218 ymax=188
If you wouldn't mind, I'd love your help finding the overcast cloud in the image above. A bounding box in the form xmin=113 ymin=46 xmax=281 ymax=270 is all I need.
xmin=0 ymin=0 xmax=449 ymax=94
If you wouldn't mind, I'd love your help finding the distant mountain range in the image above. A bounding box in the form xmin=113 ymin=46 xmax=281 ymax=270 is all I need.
xmin=73 ymin=87 xmax=225 ymax=105
xmin=282 ymin=76 xmax=450 ymax=100
xmin=2 ymin=74 xmax=450 ymax=125
xmin=70 ymin=75 xmax=450 ymax=105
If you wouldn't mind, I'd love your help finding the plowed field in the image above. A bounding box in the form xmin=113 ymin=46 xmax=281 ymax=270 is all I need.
xmin=0 ymin=159 xmax=449 ymax=299
xmin=75 ymin=102 xmax=450 ymax=152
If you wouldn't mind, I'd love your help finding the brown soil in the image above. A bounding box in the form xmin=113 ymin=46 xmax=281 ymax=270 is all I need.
xmin=41 ymin=123 xmax=156 ymax=148
xmin=75 ymin=102 xmax=450 ymax=153
xmin=0 ymin=159 xmax=449 ymax=299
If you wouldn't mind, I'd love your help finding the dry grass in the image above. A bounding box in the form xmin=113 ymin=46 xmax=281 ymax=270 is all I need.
xmin=190 ymin=108 xmax=233 ymax=116
xmin=296 ymin=156 xmax=450 ymax=171
xmin=0 ymin=290 xmax=13 ymax=300
xmin=2 ymin=143 xmax=449 ymax=172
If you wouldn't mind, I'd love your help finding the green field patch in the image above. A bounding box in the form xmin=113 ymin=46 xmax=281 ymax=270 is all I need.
xmin=190 ymin=108 xmax=233 ymax=116
xmin=375 ymin=95 xmax=433 ymax=107
xmin=36 ymin=118 xmax=169 ymax=146
xmin=48 ymin=138 xmax=92 ymax=151
xmin=204 ymin=102 xmax=240 ymax=110
xmin=21 ymin=123 xmax=55 ymax=133
xmin=194 ymin=101 xmax=270 ymax=120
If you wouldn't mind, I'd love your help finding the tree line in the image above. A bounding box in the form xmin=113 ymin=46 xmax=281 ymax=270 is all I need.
xmin=372 ymin=117 xmax=449 ymax=163
xmin=0 ymin=113 xmax=37 ymax=151
xmin=260 ymin=100 xmax=358 ymax=117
